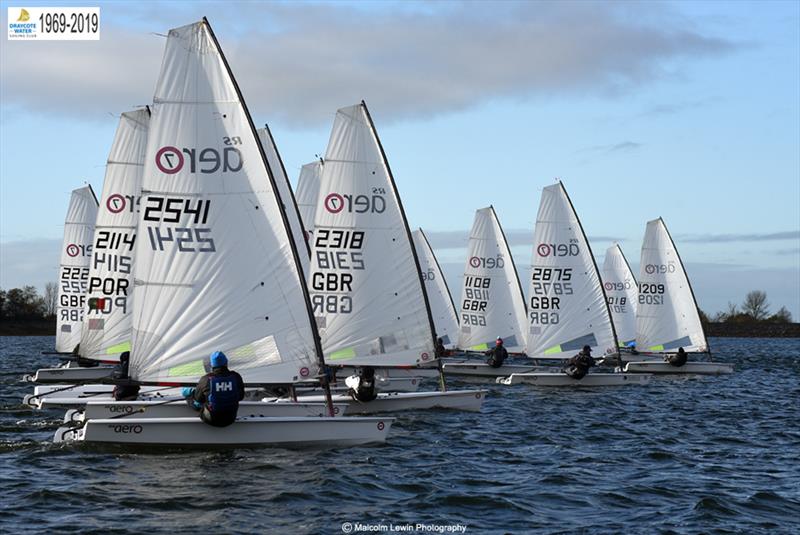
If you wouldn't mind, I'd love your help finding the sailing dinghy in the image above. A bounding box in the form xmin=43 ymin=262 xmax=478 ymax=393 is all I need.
xmin=56 ymin=19 xmax=392 ymax=446
xmin=499 ymin=182 xmax=650 ymax=386
xmin=602 ymin=243 xmax=638 ymax=351
xmin=623 ymin=218 xmax=733 ymax=375
xmin=442 ymin=207 xmax=537 ymax=379
xmin=281 ymin=101 xmax=486 ymax=413
xmin=28 ymin=110 xmax=150 ymax=384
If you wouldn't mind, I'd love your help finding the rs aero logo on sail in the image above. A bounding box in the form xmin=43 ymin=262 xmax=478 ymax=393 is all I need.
xmin=155 ymin=137 xmax=244 ymax=175
xmin=324 ymin=188 xmax=387 ymax=214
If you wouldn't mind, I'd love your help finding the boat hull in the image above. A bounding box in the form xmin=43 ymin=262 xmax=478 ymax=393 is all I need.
xmin=54 ymin=416 xmax=393 ymax=447
xmin=23 ymin=365 xmax=116 ymax=383
xmin=276 ymin=390 xmax=486 ymax=414
xmin=442 ymin=362 xmax=539 ymax=378
xmin=623 ymin=361 xmax=734 ymax=375
xmin=66 ymin=399 xmax=348 ymax=423
xmin=498 ymin=372 xmax=652 ymax=386
xmin=24 ymin=385 xmax=180 ymax=409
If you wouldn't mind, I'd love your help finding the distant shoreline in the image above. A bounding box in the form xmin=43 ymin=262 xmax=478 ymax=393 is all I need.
xmin=1 ymin=319 xmax=798 ymax=338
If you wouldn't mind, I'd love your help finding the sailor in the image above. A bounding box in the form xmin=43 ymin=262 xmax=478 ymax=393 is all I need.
xmin=485 ymin=337 xmax=508 ymax=368
xmin=111 ymin=352 xmax=140 ymax=401
xmin=345 ymin=366 xmax=378 ymax=402
xmin=564 ymin=345 xmax=596 ymax=379
xmin=435 ymin=337 xmax=447 ymax=359
xmin=182 ymin=351 xmax=245 ymax=427
xmin=666 ymin=347 xmax=688 ymax=367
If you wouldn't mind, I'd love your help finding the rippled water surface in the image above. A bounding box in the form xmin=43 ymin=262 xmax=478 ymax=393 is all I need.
xmin=2 ymin=336 xmax=799 ymax=534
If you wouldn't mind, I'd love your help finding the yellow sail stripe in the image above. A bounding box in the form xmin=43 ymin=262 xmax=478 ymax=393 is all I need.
xmin=329 ymin=347 xmax=356 ymax=361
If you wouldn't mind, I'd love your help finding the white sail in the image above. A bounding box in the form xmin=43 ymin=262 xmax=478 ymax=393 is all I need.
xmin=130 ymin=20 xmax=319 ymax=385
xmin=457 ymin=206 xmax=527 ymax=354
xmin=413 ymin=228 xmax=459 ymax=348
xmin=257 ymin=125 xmax=310 ymax=273
xmin=56 ymin=186 xmax=99 ymax=352
xmin=80 ymin=109 xmax=150 ymax=363
xmin=602 ymin=244 xmax=638 ymax=348
xmin=310 ymin=102 xmax=435 ymax=366
xmin=636 ymin=218 xmax=708 ymax=353
xmin=525 ymin=182 xmax=617 ymax=358
xmin=296 ymin=160 xmax=322 ymax=237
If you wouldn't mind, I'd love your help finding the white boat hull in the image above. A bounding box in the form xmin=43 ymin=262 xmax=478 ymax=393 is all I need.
xmin=442 ymin=362 xmax=539 ymax=378
xmin=276 ymin=390 xmax=486 ymax=414
xmin=23 ymin=365 xmax=116 ymax=383
xmin=498 ymin=372 xmax=652 ymax=386
xmin=66 ymin=399 xmax=348 ymax=423
xmin=24 ymin=385 xmax=180 ymax=409
xmin=54 ymin=416 xmax=394 ymax=447
xmin=336 ymin=366 xmax=441 ymax=379
xmin=623 ymin=361 xmax=734 ymax=375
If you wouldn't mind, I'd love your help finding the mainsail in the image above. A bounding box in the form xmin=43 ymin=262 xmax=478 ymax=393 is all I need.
xmin=525 ymin=182 xmax=617 ymax=358
xmin=80 ymin=109 xmax=150 ymax=363
xmin=257 ymin=125 xmax=310 ymax=271
xmin=602 ymin=244 xmax=638 ymax=348
xmin=55 ymin=186 xmax=99 ymax=352
xmin=296 ymin=160 xmax=322 ymax=237
xmin=413 ymin=228 xmax=459 ymax=348
xmin=310 ymin=101 xmax=436 ymax=366
xmin=129 ymin=19 xmax=320 ymax=385
xmin=636 ymin=218 xmax=708 ymax=353
xmin=457 ymin=206 xmax=527 ymax=354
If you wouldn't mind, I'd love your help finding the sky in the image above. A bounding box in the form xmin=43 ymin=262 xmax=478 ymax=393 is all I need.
xmin=1 ymin=0 xmax=798 ymax=319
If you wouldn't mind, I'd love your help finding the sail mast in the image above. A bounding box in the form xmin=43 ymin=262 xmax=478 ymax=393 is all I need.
xmin=263 ymin=123 xmax=311 ymax=258
xmin=490 ymin=205 xmax=528 ymax=319
xmin=658 ymin=217 xmax=711 ymax=357
xmin=560 ymin=181 xmax=620 ymax=352
xmin=202 ymin=17 xmax=333 ymax=413
xmin=361 ymin=101 xmax=437 ymax=348
xmin=419 ymin=228 xmax=459 ymax=328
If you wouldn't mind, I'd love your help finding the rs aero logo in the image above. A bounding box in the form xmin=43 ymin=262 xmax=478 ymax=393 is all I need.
xmin=469 ymin=255 xmax=505 ymax=269
xmin=537 ymin=240 xmax=580 ymax=257
xmin=66 ymin=243 xmax=92 ymax=257
xmin=155 ymin=137 xmax=244 ymax=175
xmin=645 ymin=262 xmax=676 ymax=274
xmin=324 ymin=187 xmax=386 ymax=214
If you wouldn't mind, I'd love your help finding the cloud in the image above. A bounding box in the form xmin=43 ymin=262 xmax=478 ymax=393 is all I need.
xmin=424 ymin=228 xmax=623 ymax=249
xmin=636 ymin=96 xmax=721 ymax=118
xmin=0 ymin=2 xmax=736 ymax=127
xmin=577 ymin=141 xmax=643 ymax=154
xmin=677 ymin=230 xmax=800 ymax=243
xmin=774 ymin=247 xmax=800 ymax=256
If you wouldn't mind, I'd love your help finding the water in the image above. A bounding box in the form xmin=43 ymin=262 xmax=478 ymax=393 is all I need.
xmin=2 ymin=337 xmax=799 ymax=534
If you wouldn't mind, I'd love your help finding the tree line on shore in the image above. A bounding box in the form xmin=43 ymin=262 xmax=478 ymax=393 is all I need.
xmin=0 ymin=285 xmax=794 ymax=325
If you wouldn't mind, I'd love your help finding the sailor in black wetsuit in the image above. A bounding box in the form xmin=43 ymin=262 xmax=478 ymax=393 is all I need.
xmin=182 ymin=351 xmax=245 ymax=427
xmin=666 ymin=347 xmax=688 ymax=367
xmin=435 ymin=337 xmax=447 ymax=359
xmin=485 ymin=337 xmax=508 ymax=368
xmin=345 ymin=366 xmax=378 ymax=402
xmin=564 ymin=345 xmax=596 ymax=379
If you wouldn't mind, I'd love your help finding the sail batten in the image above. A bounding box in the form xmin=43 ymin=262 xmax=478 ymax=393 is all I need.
xmin=635 ymin=218 xmax=708 ymax=353
xmin=525 ymin=182 xmax=618 ymax=359
xmin=80 ymin=109 xmax=150 ymax=362
xmin=129 ymin=20 xmax=319 ymax=385
xmin=457 ymin=207 xmax=528 ymax=354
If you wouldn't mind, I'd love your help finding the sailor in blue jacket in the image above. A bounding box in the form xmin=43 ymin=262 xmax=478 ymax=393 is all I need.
xmin=182 ymin=351 xmax=245 ymax=427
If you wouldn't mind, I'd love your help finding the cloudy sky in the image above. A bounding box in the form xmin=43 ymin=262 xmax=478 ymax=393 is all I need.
xmin=1 ymin=0 xmax=798 ymax=318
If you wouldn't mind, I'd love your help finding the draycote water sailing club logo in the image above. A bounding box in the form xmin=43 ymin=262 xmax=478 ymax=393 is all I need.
xmin=155 ymin=137 xmax=243 ymax=175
